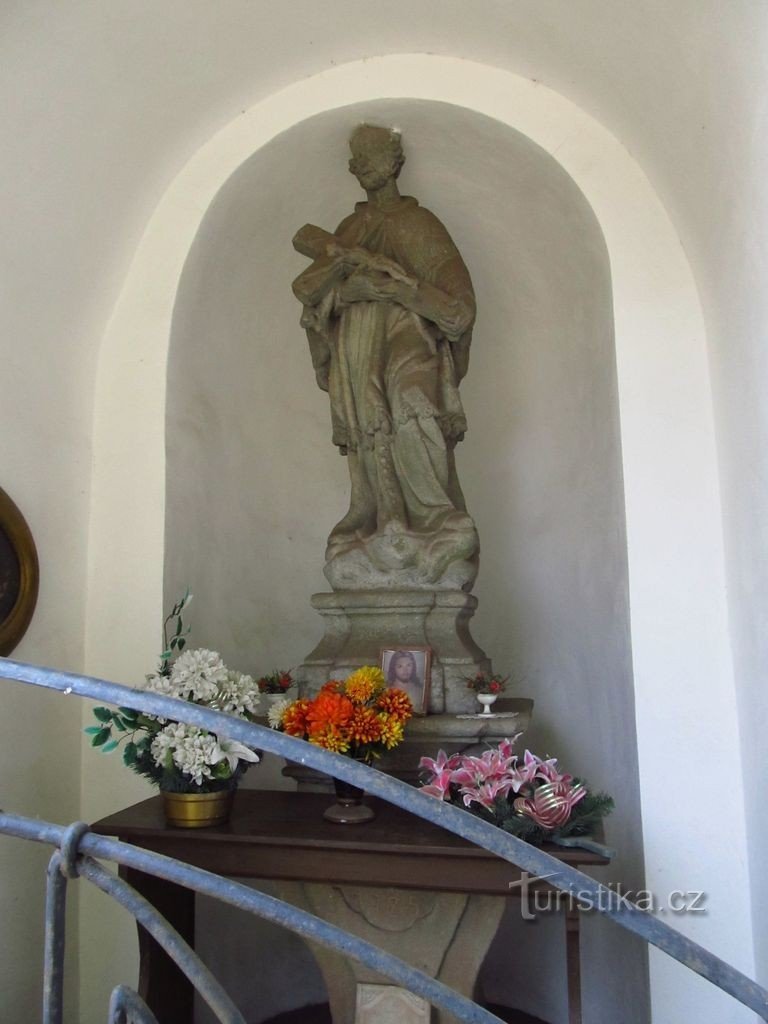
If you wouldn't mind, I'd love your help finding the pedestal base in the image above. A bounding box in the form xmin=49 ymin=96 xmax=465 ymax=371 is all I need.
xmin=300 ymin=589 xmax=491 ymax=714
xmin=275 ymin=881 xmax=506 ymax=1024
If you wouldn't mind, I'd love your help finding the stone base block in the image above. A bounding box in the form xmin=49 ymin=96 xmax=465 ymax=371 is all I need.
xmin=356 ymin=984 xmax=430 ymax=1024
xmin=300 ymin=589 xmax=492 ymax=714
xmin=275 ymin=881 xmax=506 ymax=1024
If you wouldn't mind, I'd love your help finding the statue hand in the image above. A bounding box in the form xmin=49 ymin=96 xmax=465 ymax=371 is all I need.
xmin=326 ymin=242 xmax=414 ymax=285
xmin=326 ymin=242 xmax=373 ymax=276
xmin=363 ymin=253 xmax=415 ymax=285
xmin=339 ymin=272 xmax=390 ymax=303
xmin=339 ymin=272 xmax=419 ymax=306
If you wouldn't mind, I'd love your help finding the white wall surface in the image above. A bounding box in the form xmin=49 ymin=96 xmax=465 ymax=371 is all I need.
xmin=83 ymin=52 xmax=753 ymax=1022
xmin=0 ymin=2 xmax=765 ymax=1021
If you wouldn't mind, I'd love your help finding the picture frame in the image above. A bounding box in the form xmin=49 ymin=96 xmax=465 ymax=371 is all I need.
xmin=0 ymin=485 xmax=39 ymax=657
xmin=380 ymin=646 xmax=432 ymax=716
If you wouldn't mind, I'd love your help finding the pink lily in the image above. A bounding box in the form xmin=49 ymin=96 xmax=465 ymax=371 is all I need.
xmin=421 ymin=781 xmax=452 ymax=800
xmin=419 ymin=749 xmax=462 ymax=800
xmin=460 ymin=776 xmax=516 ymax=810
xmin=419 ymin=749 xmax=461 ymax=776
xmin=498 ymin=734 xmax=522 ymax=760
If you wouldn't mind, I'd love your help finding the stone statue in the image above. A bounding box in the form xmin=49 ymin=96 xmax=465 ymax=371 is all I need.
xmin=292 ymin=124 xmax=479 ymax=591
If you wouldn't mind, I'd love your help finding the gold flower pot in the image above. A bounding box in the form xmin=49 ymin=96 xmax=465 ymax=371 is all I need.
xmin=161 ymin=789 xmax=234 ymax=829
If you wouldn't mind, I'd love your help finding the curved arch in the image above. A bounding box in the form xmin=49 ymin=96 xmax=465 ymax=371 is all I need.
xmin=86 ymin=54 xmax=754 ymax=1019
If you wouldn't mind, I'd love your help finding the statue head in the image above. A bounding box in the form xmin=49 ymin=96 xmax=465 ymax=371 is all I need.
xmin=348 ymin=124 xmax=405 ymax=191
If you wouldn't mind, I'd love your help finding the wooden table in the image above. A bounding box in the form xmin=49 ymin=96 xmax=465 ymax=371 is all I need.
xmin=93 ymin=790 xmax=609 ymax=1023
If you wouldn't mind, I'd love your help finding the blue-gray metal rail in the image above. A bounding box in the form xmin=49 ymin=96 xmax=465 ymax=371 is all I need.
xmin=2 ymin=657 xmax=767 ymax=1023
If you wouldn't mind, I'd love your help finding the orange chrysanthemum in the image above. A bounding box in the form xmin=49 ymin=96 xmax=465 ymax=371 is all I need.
xmin=281 ymin=698 xmax=312 ymax=737
xmin=345 ymin=666 xmax=385 ymax=685
xmin=309 ymin=724 xmax=351 ymax=754
xmin=320 ymin=679 xmax=344 ymax=694
xmin=348 ymin=707 xmax=383 ymax=745
xmin=306 ymin=690 xmax=355 ymax=737
xmin=343 ymin=666 xmax=385 ymax=704
xmin=377 ymin=715 xmax=405 ymax=750
xmin=376 ymin=688 xmax=414 ymax=723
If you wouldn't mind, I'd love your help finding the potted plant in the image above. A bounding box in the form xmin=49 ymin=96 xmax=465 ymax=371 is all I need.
xmin=465 ymin=671 xmax=508 ymax=715
xmin=269 ymin=666 xmax=413 ymax=823
xmin=256 ymin=668 xmax=295 ymax=713
xmin=85 ymin=593 xmax=261 ymax=827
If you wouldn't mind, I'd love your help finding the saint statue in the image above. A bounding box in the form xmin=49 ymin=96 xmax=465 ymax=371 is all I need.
xmin=292 ymin=125 xmax=479 ymax=590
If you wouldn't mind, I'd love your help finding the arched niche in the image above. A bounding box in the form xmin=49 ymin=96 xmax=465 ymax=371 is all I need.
xmin=86 ymin=56 xmax=752 ymax=1023
xmin=164 ymin=98 xmax=646 ymax=1023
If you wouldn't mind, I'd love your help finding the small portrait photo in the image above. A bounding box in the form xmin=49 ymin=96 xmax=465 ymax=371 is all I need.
xmin=380 ymin=646 xmax=432 ymax=716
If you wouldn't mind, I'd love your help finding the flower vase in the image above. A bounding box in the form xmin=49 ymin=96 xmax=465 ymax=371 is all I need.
xmin=261 ymin=691 xmax=293 ymax=715
xmin=476 ymin=692 xmax=498 ymax=716
xmin=161 ymin=788 xmax=234 ymax=828
xmin=323 ymin=777 xmax=375 ymax=824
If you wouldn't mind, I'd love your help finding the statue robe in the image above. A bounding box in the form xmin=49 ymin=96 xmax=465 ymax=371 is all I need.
xmin=294 ymin=196 xmax=476 ymax=547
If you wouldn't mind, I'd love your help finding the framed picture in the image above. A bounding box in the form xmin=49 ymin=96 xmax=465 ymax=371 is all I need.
xmin=380 ymin=646 xmax=432 ymax=716
xmin=0 ymin=485 xmax=39 ymax=657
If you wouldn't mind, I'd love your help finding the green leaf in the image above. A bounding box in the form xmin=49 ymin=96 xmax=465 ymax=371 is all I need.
xmin=111 ymin=717 xmax=128 ymax=732
xmin=102 ymin=740 xmax=119 ymax=753
xmin=92 ymin=707 xmax=113 ymax=723
xmin=118 ymin=707 xmax=139 ymax=721
xmin=123 ymin=741 xmax=138 ymax=766
xmin=91 ymin=727 xmax=111 ymax=747
xmin=176 ymin=637 xmax=186 ymax=651
xmin=84 ymin=726 xmax=102 ymax=735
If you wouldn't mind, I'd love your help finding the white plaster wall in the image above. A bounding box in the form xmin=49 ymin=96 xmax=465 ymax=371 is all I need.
xmin=81 ymin=56 xmax=753 ymax=1023
xmin=164 ymin=100 xmax=644 ymax=1024
xmin=0 ymin=17 xmax=93 ymax=1007
xmin=0 ymin=667 xmax=82 ymax=1022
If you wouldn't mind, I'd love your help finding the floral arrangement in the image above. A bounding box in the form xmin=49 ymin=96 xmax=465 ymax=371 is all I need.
xmin=256 ymin=668 xmax=294 ymax=694
xmin=270 ymin=666 xmax=413 ymax=763
xmin=465 ymin=671 xmax=508 ymax=695
xmin=85 ymin=593 xmax=260 ymax=793
xmin=420 ymin=737 xmax=613 ymax=846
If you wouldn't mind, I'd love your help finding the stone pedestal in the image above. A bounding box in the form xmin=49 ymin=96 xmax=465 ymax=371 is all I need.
xmin=291 ymin=587 xmax=534 ymax=793
xmin=285 ymin=586 xmax=534 ymax=1018
xmin=300 ymin=589 xmax=491 ymax=714
xmin=275 ymin=881 xmax=506 ymax=1024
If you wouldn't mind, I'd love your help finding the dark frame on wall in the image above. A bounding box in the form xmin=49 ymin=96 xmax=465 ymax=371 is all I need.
xmin=0 ymin=485 xmax=39 ymax=656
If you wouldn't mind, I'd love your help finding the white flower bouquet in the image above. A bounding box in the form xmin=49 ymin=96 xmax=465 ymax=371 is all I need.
xmin=85 ymin=594 xmax=260 ymax=794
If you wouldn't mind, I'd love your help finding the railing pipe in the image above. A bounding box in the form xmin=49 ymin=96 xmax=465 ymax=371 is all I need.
xmin=43 ymin=853 xmax=68 ymax=1024
xmin=79 ymin=857 xmax=246 ymax=1024
xmin=107 ymin=985 xmax=159 ymax=1024
xmin=3 ymin=658 xmax=768 ymax=1020
xmin=1 ymin=812 xmax=506 ymax=1024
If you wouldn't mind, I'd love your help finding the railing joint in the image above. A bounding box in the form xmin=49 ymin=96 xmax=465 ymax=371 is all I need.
xmin=58 ymin=820 xmax=90 ymax=879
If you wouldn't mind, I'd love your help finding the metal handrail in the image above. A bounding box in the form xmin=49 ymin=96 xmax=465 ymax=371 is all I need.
xmin=2 ymin=657 xmax=767 ymax=1022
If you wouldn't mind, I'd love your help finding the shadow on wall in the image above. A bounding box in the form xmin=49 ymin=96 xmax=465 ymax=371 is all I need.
xmin=167 ymin=98 xmax=647 ymax=1024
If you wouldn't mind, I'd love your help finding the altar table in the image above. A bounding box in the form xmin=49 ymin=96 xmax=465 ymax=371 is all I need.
xmin=93 ymin=790 xmax=609 ymax=1024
